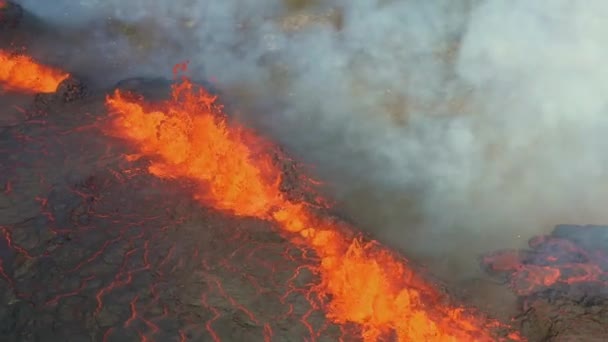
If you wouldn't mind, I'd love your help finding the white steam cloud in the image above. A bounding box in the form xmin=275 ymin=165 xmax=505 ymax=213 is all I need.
xmin=15 ymin=0 xmax=608 ymax=281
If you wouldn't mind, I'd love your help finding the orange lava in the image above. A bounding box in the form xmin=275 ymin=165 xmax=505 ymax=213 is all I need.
xmin=484 ymin=236 xmax=608 ymax=296
xmin=104 ymin=64 xmax=522 ymax=341
xmin=0 ymin=50 xmax=69 ymax=93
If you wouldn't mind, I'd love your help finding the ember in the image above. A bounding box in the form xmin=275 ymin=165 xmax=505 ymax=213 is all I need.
xmin=0 ymin=50 xmax=69 ymax=93
xmin=104 ymin=64 xmax=522 ymax=341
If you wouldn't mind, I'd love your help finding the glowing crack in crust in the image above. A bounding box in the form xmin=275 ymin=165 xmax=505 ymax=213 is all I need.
xmin=104 ymin=63 xmax=523 ymax=341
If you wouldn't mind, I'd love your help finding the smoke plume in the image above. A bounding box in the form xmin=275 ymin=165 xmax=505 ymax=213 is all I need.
xmin=15 ymin=0 xmax=608 ymax=282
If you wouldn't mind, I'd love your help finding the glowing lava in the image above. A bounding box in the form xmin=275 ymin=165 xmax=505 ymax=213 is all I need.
xmin=484 ymin=232 xmax=608 ymax=297
xmin=104 ymin=64 xmax=522 ymax=341
xmin=0 ymin=50 xmax=69 ymax=93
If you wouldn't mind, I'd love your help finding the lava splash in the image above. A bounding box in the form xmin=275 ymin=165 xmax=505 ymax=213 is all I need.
xmin=0 ymin=50 xmax=69 ymax=93
xmin=104 ymin=64 xmax=522 ymax=341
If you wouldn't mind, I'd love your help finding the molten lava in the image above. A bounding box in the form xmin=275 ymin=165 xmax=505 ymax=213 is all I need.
xmin=0 ymin=50 xmax=69 ymax=93
xmin=104 ymin=64 xmax=521 ymax=341
xmin=484 ymin=228 xmax=608 ymax=297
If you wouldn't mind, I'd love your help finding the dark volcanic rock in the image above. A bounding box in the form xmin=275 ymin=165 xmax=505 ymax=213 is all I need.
xmin=484 ymin=224 xmax=608 ymax=341
xmin=0 ymin=74 xmax=357 ymax=342
xmin=519 ymin=297 xmax=608 ymax=341
xmin=32 ymin=76 xmax=88 ymax=113
xmin=55 ymin=76 xmax=88 ymax=103
xmin=113 ymin=77 xmax=172 ymax=100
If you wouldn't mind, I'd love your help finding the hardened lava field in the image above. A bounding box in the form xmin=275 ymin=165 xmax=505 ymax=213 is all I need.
xmin=0 ymin=77 xmax=354 ymax=341
xmin=4 ymin=1 xmax=608 ymax=341
xmin=0 ymin=59 xmax=519 ymax=340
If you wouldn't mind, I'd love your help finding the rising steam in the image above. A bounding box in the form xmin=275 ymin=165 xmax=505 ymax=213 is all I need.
xmin=15 ymin=0 xmax=608 ymax=281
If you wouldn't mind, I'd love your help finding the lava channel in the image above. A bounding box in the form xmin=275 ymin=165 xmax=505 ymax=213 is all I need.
xmin=103 ymin=63 xmax=523 ymax=342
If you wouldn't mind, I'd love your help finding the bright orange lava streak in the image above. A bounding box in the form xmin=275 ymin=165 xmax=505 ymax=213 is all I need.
xmin=0 ymin=50 xmax=69 ymax=93
xmin=104 ymin=65 xmax=522 ymax=341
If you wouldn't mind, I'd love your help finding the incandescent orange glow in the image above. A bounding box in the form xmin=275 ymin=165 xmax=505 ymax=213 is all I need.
xmin=484 ymin=236 xmax=608 ymax=296
xmin=104 ymin=64 xmax=522 ymax=341
xmin=0 ymin=1 xmax=7 ymax=9
xmin=0 ymin=50 xmax=69 ymax=93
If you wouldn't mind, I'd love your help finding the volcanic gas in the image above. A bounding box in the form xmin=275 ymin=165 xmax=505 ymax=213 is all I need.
xmin=4 ymin=1 xmax=608 ymax=341
xmin=103 ymin=63 xmax=522 ymax=341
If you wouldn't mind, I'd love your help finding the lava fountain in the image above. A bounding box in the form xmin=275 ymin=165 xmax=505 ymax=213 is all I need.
xmin=0 ymin=49 xmax=69 ymax=93
xmin=104 ymin=63 xmax=523 ymax=341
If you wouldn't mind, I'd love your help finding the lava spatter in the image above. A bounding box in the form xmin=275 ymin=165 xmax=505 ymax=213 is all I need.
xmin=0 ymin=50 xmax=69 ymax=93
xmin=104 ymin=65 xmax=522 ymax=341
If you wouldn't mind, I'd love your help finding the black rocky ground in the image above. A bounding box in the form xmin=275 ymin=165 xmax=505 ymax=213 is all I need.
xmin=0 ymin=80 xmax=358 ymax=341
xmin=2 ymin=1 xmax=606 ymax=341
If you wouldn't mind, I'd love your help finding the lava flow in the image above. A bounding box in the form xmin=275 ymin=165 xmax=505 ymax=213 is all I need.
xmin=104 ymin=64 xmax=522 ymax=341
xmin=0 ymin=50 xmax=69 ymax=93
xmin=483 ymin=225 xmax=608 ymax=297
